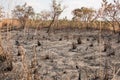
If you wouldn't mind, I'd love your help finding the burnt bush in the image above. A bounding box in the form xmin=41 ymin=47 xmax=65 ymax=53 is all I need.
xmin=77 ymin=37 xmax=82 ymax=44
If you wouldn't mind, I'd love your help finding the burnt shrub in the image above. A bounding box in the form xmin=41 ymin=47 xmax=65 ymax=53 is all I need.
xmin=77 ymin=37 xmax=82 ymax=44
xmin=37 ymin=41 xmax=41 ymax=46
xmin=72 ymin=42 xmax=77 ymax=50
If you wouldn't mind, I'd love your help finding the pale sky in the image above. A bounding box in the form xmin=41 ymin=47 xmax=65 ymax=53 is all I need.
xmin=0 ymin=0 xmax=114 ymax=19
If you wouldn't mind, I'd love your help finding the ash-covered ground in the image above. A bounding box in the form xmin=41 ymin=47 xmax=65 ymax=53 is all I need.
xmin=0 ymin=28 xmax=120 ymax=80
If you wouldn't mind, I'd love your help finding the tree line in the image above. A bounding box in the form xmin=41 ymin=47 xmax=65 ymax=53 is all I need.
xmin=0 ymin=0 xmax=120 ymax=33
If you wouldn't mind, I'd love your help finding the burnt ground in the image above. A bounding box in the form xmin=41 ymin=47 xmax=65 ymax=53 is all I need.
xmin=0 ymin=28 xmax=120 ymax=80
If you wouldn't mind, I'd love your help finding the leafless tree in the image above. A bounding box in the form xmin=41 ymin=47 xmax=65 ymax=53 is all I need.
xmin=12 ymin=3 xmax=34 ymax=29
xmin=40 ymin=10 xmax=51 ymax=21
xmin=39 ymin=10 xmax=51 ymax=28
xmin=102 ymin=0 xmax=120 ymax=33
xmin=47 ymin=0 xmax=65 ymax=33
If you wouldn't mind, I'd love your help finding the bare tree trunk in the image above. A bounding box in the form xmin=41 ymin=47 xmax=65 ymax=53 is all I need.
xmin=112 ymin=23 xmax=116 ymax=34
xmin=47 ymin=15 xmax=56 ymax=33
xmin=19 ymin=20 xmax=26 ymax=30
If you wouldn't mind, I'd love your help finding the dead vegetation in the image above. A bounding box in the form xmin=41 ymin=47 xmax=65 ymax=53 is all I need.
xmin=0 ymin=28 xmax=120 ymax=80
xmin=0 ymin=0 xmax=120 ymax=80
